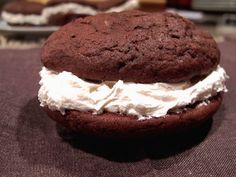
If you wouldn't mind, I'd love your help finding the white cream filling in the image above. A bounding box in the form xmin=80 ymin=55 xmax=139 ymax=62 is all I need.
xmin=38 ymin=66 xmax=228 ymax=120
xmin=1 ymin=0 xmax=139 ymax=25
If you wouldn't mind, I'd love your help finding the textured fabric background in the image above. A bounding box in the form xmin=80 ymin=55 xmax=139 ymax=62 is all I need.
xmin=0 ymin=41 xmax=235 ymax=177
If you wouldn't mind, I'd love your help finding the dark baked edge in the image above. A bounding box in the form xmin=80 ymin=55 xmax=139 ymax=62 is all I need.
xmin=43 ymin=93 xmax=223 ymax=139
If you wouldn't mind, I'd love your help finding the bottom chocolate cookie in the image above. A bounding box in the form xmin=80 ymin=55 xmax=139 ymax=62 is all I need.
xmin=43 ymin=93 xmax=223 ymax=139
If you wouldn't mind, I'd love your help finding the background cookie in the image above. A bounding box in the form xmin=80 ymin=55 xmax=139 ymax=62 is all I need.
xmin=2 ymin=0 xmax=139 ymax=26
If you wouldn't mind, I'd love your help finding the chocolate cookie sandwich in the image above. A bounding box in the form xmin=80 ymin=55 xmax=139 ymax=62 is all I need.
xmin=1 ymin=0 xmax=139 ymax=26
xmin=38 ymin=10 xmax=228 ymax=138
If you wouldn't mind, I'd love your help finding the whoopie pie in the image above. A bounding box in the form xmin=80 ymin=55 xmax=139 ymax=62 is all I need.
xmin=1 ymin=0 xmax=139 ymax=26
xmin=38 ymin=10 xmax=228 ymax=138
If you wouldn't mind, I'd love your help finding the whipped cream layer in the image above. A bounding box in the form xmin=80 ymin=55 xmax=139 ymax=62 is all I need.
xmin=38 ymin=66 xmax=228 ymax=120
xmin=2 ymin=0 xmax=139 ymax=25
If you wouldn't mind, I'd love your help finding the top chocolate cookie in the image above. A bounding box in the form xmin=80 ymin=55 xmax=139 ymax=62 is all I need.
xmin=41 ymin=10 xmax=220 ymax=83
xmin=3 ymin=1 xmax=44 ymax=15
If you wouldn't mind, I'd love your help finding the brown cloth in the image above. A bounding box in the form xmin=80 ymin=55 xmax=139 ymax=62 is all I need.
xmin=0 ymin=41 xmax=235 ymax=177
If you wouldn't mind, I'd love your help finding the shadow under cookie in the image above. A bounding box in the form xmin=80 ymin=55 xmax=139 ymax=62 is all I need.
xmin=16 ymin=97 xmax=215 ymax=163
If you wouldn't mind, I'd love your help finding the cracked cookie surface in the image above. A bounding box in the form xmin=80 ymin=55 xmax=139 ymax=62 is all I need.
xmin=42 ymin=10 xmax=220 ymax=83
